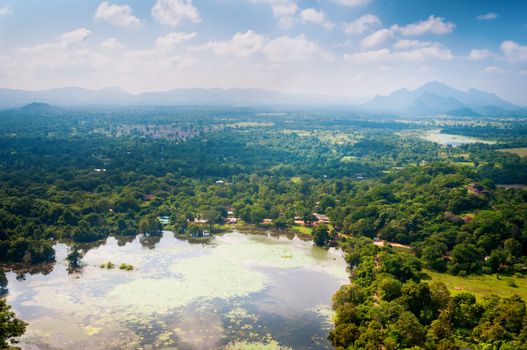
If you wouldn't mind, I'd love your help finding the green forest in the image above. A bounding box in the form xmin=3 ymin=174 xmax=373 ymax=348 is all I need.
xmin=1 ymin=105 xmax=527 ymax=349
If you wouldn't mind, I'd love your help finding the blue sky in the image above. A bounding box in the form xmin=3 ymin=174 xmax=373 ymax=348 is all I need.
xmin=0 ymin=0 xmax=526 ymax=104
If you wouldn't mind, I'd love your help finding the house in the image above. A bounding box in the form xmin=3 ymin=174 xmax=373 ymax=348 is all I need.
xmin=94 ymin=168 xmax=106 ymax=172
xmin=158 ymin=216 xmax=170 ymax=225
xmin=261 ymin=218 xmax=273 ymax=225
xmin=226 ymin=217 xmax=238 ymax=224
xmin=313 ymin=213 xmax=331 ymax=224
xmin=144 ymin=194 xmax=155 ymax=201
xmin=216 ymin=180 xmax=224 ymax=184
xmin=194 ymin=218 xmax=208 ymax=224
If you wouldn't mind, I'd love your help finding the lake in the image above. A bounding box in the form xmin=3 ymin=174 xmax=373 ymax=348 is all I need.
xmin=2 ymin=231 xmax=349 ymax=350
xmin=421 ymin=129 xmax=495 ymax=147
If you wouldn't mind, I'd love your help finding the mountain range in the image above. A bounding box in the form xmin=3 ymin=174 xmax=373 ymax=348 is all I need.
xmin=361 ymin=81 xmax=523 ymax=116
xmin=0 ymin=87 xmax=361 ymax=109
xmin=0 ymin=81 xmax=524 ymax=117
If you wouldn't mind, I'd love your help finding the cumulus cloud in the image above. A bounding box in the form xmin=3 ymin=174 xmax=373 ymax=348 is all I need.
xmin=483 ymin=66 xmax=505 ymax=74
xmin=467 ymin=48 xmax=494 ymax=60
xmin=252 ymin=0 xmax=298 ymax=28
xmin=151 ymin=0 xmax=200 ymax=26
xmin=345 ymin=42 xmax=452 ymax=63
xmin=343 ymin=48 xmax=391 ymax=63
xmin=500 ymin=40 xmax=527 ymax=62
xmin=361 ymin=28 xmax=393 ymax=48
xmin=477 ymin=12 xmax=497 ymax=20
xmin=94 ymin=2 xmax=141 ymax=27
xmin=344 ymin=14 xmax=381 ymax=35
xmin=393 ymin=44 xmax=453 ymax=61
xmin=392 ymin=15 xmax=455 ymax=36
xmin=0 ymin=5 xmax=13 ymax=16
xmin=156 ymin=32 xmax=197 ymax=49
xmin=263 ymin=34 xmax=334 ymax=62
xmin=198 ymin=30 xmax=333 ymax=63
xmin=60 ymin=28 xmax=91 ymax=47
xmin=299 ymin=8 xmax=335 ymax=30
xmin=198 ymin=30 xmax=267 ymax=57
xmin=393 ymin=39 xmax=431 ymax=50
xmin=100 ymin=38 xmax=125 ymax=50
xmin=331 ymin=0 xmax=371 ymax=7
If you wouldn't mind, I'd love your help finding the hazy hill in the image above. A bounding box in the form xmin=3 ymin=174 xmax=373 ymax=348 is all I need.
xmin=362 ymin=81 xmax=523 ymax=116
xmin=0 ymin=87 xmax=362 ymax=108
xmin=0 ymin=82 xmax=524 ymax=117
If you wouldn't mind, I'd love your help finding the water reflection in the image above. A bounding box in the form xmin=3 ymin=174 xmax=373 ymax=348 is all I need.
xmin=3 ymin=231 xmax=348 ymax=350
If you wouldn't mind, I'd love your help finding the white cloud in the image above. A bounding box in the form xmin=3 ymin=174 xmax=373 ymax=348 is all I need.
xmin=198 ymin=31 xmax=332 ymax=63
xmin=344 ymin=14 xmax=381 ymax=35
xmin=100 ymin=38 xmax=125 ymax=50
xmin=61 ymin=28 xmax=91 ymax=47
xmin=467 ymin=48 xmax=493 ymax=60
xmin=299 ymin=8 xmax=335 ymax=31
xmin=393 ymin=39 xmax=431 ymax=50
xmin=483 ymin=66 xmax=505 ymax=74
xmin=252 ymin=0 xmax=298 ymax=28
xmin=345 ymin=42 xmax=452 ymax=63
xmin=477 ymin=12 xmax=497 ymax=20
xmin=198 ymin=30 xmax=266 ymax=57
xmin=361 ymin=28 xmax=393 ymax=48
xmin=331 ymin=0 xmax=371 ymax=7
xmin=393 ymin=44 xmax=453 ymax=61
xmin=0 ymin=5 xmax=13 ymax=16
xmin=263 ymin=34 xmax=334 ymax=62
xmin=343 ymin=48 xmax=391 ymax=63
xmin=500 ymin=40 xmax=527 ymax=63
xmin=156 ymin=32 xmax=197 ymax=49
xmin=392 ymin=15 xmax=455 ymax=36
xmin=94 ymin=2 xmax=141 ymax=27
xmin=151 ymin=0 xmax=200 ymax=26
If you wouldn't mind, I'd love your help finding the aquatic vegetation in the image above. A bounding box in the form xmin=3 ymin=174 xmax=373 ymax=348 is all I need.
xmin=84 ymin=325 xmax=100 ymax=336
xmin=107 ymin=253 xmax=267 ymax=314
xmin=223 ymin=339 xmax=292 ymax=350
xmin=119 ymin=263 xmax=134 ymax=271
xmin=100 ymin=261 xmax=115 ymax=269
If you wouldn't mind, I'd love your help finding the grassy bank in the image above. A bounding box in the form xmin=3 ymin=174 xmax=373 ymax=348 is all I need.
xmin=424 ymin=270 xmax=527 ymax=301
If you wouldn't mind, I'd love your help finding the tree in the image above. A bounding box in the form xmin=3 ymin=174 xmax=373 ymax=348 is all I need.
xmin=66 ymin=245 xmax=83 ymax=271
xmin=388 ymin=311 xmax=426 ymax=348
xmin=313 ymin=224 xmax=330 ymax=247
xmin=422 ymin=241 xmax=447 ymax=272
xmin=377 ymin=274 xmax=402 ymax=301
xmin=138 ymin=215 xmax=162 ymax=235
xmin=449 ymin=244 xmax=484 ymax=275
xmin=0 ymin=299 xmax=26 ymax=348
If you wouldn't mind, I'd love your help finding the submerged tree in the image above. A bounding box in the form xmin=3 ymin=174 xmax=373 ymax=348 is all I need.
xmin=313 ymin=224 xmax=330 ymax=247
xmin=138 ymin=215 xmax=162 ymax=236
xmin=66 ymin=245 xmax=83 ymax=272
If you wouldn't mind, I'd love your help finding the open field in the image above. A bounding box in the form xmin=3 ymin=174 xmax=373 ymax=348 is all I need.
xmin=498 ymin=147 xmax=527 ymax=157
xmin=290 ymin=225 xmax=313 ymax=235
xmin=425 ymin=270 xmax=527 ymax=301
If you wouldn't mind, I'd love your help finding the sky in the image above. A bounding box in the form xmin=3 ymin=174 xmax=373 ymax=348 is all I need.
xmin=0 ymin=0 xmax=526 ymax=104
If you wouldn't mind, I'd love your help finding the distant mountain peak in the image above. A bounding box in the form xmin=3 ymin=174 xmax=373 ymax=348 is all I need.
xmin=21 ymin=102 xmax=54 ymax=109
xmin=362 ymin=81 xmax=521 ymax=116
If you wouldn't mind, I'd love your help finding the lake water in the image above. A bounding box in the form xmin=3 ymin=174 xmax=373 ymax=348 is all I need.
xmin=3 ymin=231 xmax=349 ymax=350
xmin=422 ymin=129 xmax=494 ymax=147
